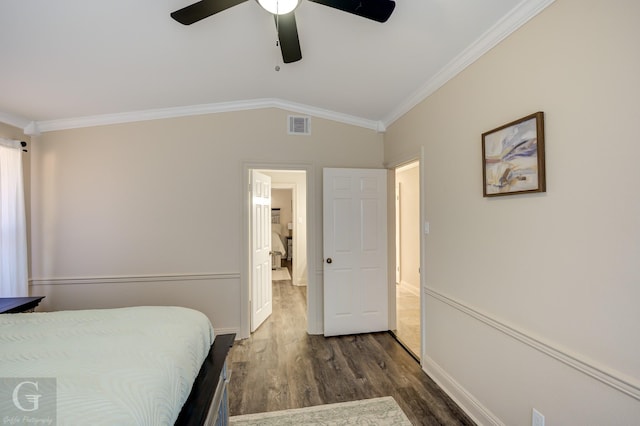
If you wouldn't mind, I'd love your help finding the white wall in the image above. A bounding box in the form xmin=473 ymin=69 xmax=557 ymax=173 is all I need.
xmin=384 ymin=0 xmax=640 ymax=424
xmin=29 ymin=108 xmax=383 ymax=337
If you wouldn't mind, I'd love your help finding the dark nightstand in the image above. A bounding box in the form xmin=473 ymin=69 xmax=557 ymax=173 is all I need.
xmin=0 ymin=296 xmax=45 ymax=313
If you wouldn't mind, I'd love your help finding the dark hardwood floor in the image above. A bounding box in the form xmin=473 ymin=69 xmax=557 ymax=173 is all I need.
xmin=228 ymin=267 xmax=474 ymax=425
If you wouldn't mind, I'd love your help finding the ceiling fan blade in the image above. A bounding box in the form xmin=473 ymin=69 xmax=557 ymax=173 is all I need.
xmin=308 ymin=0 xmax=395 ymax=23
xmin=275 ymin=13 xmax=302 ymax=64
xmin=170 ymin=0 xmax=248 ymax=25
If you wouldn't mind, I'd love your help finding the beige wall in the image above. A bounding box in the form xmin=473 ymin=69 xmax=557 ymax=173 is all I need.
xmin=384 ymin=0 xmax=640 ymax=424
xmin=271 ymin=188 xmax=292 ymax=229
xmin=29 ymin=108 xmax=383 ymax=335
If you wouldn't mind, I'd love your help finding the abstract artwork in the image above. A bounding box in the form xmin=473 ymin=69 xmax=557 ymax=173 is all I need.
xmin=482 ymin=111 xmax=546 ymax=197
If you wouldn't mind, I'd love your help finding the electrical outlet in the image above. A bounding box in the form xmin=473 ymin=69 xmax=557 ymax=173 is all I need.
xmin=532 ymin=408 xmax=545 ymax=426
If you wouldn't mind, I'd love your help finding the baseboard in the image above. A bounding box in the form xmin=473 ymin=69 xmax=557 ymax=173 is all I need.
xmin=399 ymin=280 xmax=420 ymax=297
xmin=422 ymin=354 xmax=504 ymax=426
xmin=215 ymin=327 xmax=241 ymax=338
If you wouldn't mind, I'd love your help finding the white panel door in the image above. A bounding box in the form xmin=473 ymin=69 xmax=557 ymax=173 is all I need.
xmin=323 ymin=168 xmax=388 ymax=336
xmin=251 ymin=171 xmax=272 ymax=332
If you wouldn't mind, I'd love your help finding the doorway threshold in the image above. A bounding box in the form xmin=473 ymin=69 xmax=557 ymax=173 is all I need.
xmin=388 ymin=330 xmax=420 ymax=363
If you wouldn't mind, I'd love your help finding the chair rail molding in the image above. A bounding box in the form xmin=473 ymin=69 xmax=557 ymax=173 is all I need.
xmin=30 ymin=272 xmax=240 ymax=286
xmin=425 ymin=287 xmax=640 ymax=402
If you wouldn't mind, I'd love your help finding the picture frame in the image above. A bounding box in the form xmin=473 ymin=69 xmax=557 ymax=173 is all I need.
xmin=271 ymin=208 xmax=280 ymax=224
xmin=482 ymin=111 xmax=546 ymax=197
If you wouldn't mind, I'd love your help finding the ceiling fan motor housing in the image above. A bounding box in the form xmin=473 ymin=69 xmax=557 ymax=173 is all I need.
xmin=171 ymin=0 xmax=396 ymax=63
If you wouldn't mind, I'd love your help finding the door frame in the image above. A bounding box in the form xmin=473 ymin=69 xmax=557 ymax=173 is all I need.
xmin=385 ymin=148 xmax=425 ymax=363
xmin=240 ymin=162 xmax=318 ymax=339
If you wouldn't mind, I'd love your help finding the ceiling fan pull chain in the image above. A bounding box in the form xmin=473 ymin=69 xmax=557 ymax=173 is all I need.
xmin=275 ymin=10 xmax=281 ymax=71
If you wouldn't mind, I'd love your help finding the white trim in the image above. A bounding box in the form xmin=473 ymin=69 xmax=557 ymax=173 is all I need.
xmin=0 ymin=111 xmax=31 ymax=131
xmin=418 ymin=147 xmax=426 ymax=365
xmin=425 ymin=287 xmax=640 ymax=402
xmin=385 ymin=152 xmax=424 ymax=363
xmin=2 ymin=1 xmax=552 ymax=135
xmin=395 ymin=161 xmax=419 ymax=174
xmin=398 ymin=280 xmax=420 ymax=297
xmin=34 ymin=98 xmax=385 ymax=133
xmin=242 ymin=162 xmax=317 ymax=339
xmin=312 ymin=269 xmax=324 ymax=334
xmin=214 ymin=327 xmax=242 ymax=338
xmin=24 ymin=121 xmax=41 ymax=136
xmin=0 ymin=138 xmax=22 ymax=149
xmin=29 ymin=272 xmax=239 ymax=286
xmin=384 ymin=154 xmax=422 ymax=171
xmin=382 ymin=0 xmax=556 ymax=127
xmin=422 ymin=354 xmax=504 ymax=426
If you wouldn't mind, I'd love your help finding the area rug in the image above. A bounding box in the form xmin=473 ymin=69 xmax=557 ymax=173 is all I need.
xmin=229 ymin=396 xmax=412 ymax=425
xmin=272 ymin=268 xmax=291 ymax=281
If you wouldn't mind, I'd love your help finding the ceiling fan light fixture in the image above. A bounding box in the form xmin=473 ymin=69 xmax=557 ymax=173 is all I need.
xmin=257 ymin=0 xmax=300 ymax=15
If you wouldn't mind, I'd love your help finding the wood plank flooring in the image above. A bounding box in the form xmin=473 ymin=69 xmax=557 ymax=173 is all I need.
xmin=228 ymin=273 xmax=474 ymax=425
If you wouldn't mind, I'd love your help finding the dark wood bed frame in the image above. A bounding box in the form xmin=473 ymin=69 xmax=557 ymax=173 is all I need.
xmin=175 ymin=333 xmax=235 ymax=425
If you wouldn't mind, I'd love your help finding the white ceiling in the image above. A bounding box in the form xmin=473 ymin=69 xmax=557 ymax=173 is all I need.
xmin=0 ymin=0 xmax=553 ymax=133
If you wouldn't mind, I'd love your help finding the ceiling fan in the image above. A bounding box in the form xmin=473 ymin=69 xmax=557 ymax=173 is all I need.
xmin=170 ymin=0 xmax=396 ymax=64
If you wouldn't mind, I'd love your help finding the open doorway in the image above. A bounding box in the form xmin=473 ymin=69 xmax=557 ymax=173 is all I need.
xmin=250 ymin=168 xmax=309 ymax=333
xmin=270 ymin=187 xmax=293 ymax=281
xmin=392 ymin=161 xmax=421 ymax=359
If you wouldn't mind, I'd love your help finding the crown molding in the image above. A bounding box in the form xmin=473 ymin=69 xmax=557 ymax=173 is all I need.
xmin=382 ymin=0 xmax=556 ymax=128
xmin=269 ymin=99 xmax=386 ymax=132
xmin=0 ymin=111 xmax=40 ymax=135
xmin=0 ymin=110 xmax=30 ymax=131
xmin=7 ymin=0 xmax=553 ymax=136
xmin=34 ymin=98 xmax=385 ymax=134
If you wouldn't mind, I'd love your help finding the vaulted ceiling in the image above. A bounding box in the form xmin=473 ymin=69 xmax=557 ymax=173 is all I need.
xmin=0 ymin=0 xmax=553 ymax=133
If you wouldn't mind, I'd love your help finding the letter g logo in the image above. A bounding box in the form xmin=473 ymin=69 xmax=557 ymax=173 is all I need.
xmin=12 ymin=381 xmax=41 ymax=412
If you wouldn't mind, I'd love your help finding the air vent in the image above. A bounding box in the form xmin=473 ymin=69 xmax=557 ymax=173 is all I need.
xmin=288 ymin=115 xmax=311 ymax=135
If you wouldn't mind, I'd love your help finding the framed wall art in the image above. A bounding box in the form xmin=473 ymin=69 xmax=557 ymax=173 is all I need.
xmin=482 ymin=111 xmax=546 ymax=197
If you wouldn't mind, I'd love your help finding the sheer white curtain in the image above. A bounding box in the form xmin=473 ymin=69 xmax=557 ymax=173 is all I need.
xmin=0 ymin=138 xmax=28 ymax=297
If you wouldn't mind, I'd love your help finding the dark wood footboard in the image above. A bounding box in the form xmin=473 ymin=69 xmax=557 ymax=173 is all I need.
xmin=176 ymin=333 xmax=235 ymax=426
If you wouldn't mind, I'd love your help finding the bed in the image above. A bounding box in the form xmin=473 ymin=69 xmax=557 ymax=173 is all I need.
xmin=271 ymin=224 xmax=288 ymax=269
xmin=0 ymin=306 xmax=234 ymax=425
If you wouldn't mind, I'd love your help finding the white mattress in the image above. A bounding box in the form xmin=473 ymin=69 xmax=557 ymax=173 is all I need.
xmin=0 ymin=306 xmax=215 ymax=425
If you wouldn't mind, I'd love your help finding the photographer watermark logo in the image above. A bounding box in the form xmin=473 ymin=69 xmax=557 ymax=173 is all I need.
xmin=1 ymin=378 xmax=56 ymax=425
xmin=12 ymin=381 xmax=41 ymax=412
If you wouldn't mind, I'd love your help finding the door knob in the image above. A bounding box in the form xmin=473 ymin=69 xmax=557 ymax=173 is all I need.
xmin=326 ymin=258 xmax=332 ymax=264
